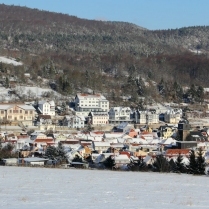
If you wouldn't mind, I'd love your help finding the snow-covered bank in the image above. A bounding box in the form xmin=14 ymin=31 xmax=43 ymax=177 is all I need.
xmin=0 ymin=166 xmax=209 ymax=209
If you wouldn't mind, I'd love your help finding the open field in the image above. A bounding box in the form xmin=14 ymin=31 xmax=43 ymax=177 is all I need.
xmin=0 ymin=166 xmax=209 ymax=209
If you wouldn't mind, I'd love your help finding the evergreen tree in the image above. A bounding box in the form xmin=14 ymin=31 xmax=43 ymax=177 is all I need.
xmin=173 ymin=153 xmax=186 ymax=173
xmin=187 ymin=150 xmax=198 ymax=174
xmin=152 ymin=154 xmax=170 ymax=172
xmin=45 ymin=145 xmax=58 ymax=160
xmin=44 ymin=143 xmax=67 ymax=163
xmin=196 ymin=148 xmax=206 ymax=175
xmin=56 ymin=142 xmax=67 ymax=163
xmin=103 ymin=155 xmax=115 ymax=169
xmin=196 ymin=86 xmax=204 ymax=103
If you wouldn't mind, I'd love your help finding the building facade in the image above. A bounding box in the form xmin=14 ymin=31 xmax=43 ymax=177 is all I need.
xmin=74 ymin=93 xmax=109 ymax=117
xmin=38 ymin=100 xmax=55 ymax=116
xmin=108 ymin=107 xmax=132 ymax=124
xmin=0 ymin=104 xmax=36 ymax=125
xmin=88 ymin=111 xmax=109 ymax=126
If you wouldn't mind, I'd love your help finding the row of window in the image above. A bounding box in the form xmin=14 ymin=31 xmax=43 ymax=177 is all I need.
xmin=7 ymin=116 xmax=32 ymax=119
xmin=1 ymin=110 xmax=33 ymax=114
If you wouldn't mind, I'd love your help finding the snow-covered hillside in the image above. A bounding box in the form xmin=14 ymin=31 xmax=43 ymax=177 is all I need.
xmin=0 ymin=167 xmax=208 ymax=209
xmin=0 ymin=56 xmax=23 ymax=66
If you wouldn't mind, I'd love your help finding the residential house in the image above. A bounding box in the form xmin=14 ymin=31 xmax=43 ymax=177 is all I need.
xmin=63 ymin=115 xmax=85 ymax=129
xmin=113 ymin=122 xmax=134 ymax=133
xmin=36 ymin=115 xmax=52 ymax=126
xmin=38 ymin=100 xmax=55 ymax=116
xmin=93 ymin=141 xmax=110 ymax=153
xmin=109 ymin=107 xmax=132 ymax=124
xmin=114 ymin=154 xmax=130 ymax=167
xmin=0 ymin=103 xmax=36 ymax=126
xmin=164 ymin=108 xmax=182 ymax=124
xmin=74 ymin=93 xmax=109 ymax=117
xmin=88 ymin=111 xmax=109 ymax=126
xmin=134 ymin=109 xmax=159 ymax=124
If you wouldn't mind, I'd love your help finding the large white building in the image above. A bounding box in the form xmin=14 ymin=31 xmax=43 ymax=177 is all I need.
xmin=108 ymin=107 xmax=132 ymax=124
xmin=38 ymin=100 xmax=55 ymax=116
xmin=74 ymin=93 xmax=109 ymax=117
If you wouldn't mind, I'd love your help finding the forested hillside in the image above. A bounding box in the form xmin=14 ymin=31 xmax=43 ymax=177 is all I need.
xmin=0 ymin=4 xmax=209 ymax=105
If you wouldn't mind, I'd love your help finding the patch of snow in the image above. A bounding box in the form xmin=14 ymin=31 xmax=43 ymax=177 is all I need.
xmin=0 ymin=56 xmax=23 ymax=66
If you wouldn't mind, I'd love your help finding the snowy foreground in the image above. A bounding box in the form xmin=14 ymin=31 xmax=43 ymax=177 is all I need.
xmin=0 ymin=167 xmax=209 ymax=209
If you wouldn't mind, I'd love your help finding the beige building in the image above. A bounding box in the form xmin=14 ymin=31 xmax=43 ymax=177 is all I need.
xmin=88 ymin=111 xmax=109 ymax=126
xmin=0 ymin=104 xmax=36 ymax=126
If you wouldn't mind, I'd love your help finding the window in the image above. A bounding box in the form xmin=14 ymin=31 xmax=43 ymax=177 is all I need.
xmin=20 ymin=110 xmax=22 ymax=113
xmin=25 ymin=111 xmax=28 ymax=114
xmin=30 ymin=111 xmax=33 ymax=114
xmin=10 ymin=110 xmax=12 ymax=113
xmin=1 ymin=111 xmax=4 ymax=114
xmin=13 ymin=110 xmax=18 ymax=113
xmin=19 ymin=116 xmax=23 ymax=119
xmin=8 ymin=116 xmax=12 ymax=119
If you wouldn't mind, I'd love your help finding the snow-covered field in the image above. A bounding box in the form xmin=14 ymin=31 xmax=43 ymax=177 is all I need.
xmin=0 ymin=167 xmax=209 ymax=209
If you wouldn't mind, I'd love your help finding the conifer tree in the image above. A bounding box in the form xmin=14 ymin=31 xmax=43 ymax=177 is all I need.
xmin=103 ymin=155 xmax=115 ymax=169
xmin=187 ymin=150 xmax=198 ymax=174
xmin=152 ymin=154 xmax=170 ymax=173
xmin=196 ymin=148 xmax=206 ymax=175
xmin=174 ymin=153 xmax=186 ymax=173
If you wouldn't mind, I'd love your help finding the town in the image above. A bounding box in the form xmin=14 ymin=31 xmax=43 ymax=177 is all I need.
xmin=0 ymin=91 xmax=208 ymax=175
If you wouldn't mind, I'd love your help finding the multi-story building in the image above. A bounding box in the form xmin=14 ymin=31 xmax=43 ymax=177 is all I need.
xmin=108 ymin=107 xmax=132 ymax=124
xmin=0 ymin=104 xmax=36 ymax=126
xmin=74 ymin=93 xmax=109 ymax=117
xmin=38 ymin=100 xmax=55 ymax=116
xmin=164 ymin=108 xmax=182 ymax=124
xmin=134 ymin=110 xmax=159 ymax=124
xmin=63 ymin=115 xmax=85 ymax=129
xmin=88 ymin=112 xmax=109 ymax=126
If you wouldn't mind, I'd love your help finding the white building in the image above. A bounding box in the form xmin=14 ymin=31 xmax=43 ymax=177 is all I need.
xmin=38 ymin=101 xmax=55 ymax=116
xmin=63 ymin=115 xmax=85 ymax=129
xmin=108 ymin=107 xmax=132 ymax=124
xmin=164 ymin=108 xmax=182 ymax=124
xmin=135 ymin=110 xmax=159 ymax=124
xmin=74 ymin=93 xmax=109 ymax=117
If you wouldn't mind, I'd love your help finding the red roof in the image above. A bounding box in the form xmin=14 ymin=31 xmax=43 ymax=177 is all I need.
xmin=165 ymin=149 xmax=190 ymax=156
xmin=120 ymin=151 xmax=131 ymax=158
xmin=34 ymin=139 xmax=54 ymax=143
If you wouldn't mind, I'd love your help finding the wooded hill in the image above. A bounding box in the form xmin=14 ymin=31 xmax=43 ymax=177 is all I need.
xmin=0 ymin=4 xmax=209 ymax=105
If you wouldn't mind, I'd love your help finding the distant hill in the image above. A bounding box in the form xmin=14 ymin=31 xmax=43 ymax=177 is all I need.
xmin=0 ymin=4 xmax=209 ymax=104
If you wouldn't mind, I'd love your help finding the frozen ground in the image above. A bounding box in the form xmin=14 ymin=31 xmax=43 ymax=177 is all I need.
xmin=0 ymin=167 xmax=209 ymax=209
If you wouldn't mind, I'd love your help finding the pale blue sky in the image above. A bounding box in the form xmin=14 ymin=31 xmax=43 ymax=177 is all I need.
xmin=1 ymin=0 xmax=209 ymax=30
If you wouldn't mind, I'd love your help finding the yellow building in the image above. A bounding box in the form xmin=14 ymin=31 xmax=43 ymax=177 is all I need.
xmin=0 ymin=104 xmax=36 ymax=126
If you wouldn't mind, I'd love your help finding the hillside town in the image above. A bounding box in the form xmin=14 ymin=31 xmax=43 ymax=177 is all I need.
xmin=0 ymin=91 xmax=208 ymax=174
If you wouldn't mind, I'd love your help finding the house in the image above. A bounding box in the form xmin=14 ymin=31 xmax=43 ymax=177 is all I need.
xmin=134 ymin=109 xmax=159 ymax=124
xmin=109 ymin=107 xmax=132 ymax=124
xmin=93 ymin=141 xmax=110 ymax=153
xmin=134 ymin=110 xmax=147 ymax=124
xmin=88 ymin=111 xmax=109 ymax=126
xmin=0 ymin=103 xmax=36 ymax=126
xmin=36 ymin=115 xmax=52 ymax=126
xmin=114 ymin=122 xmax=134 ymax=133
xmin=38 ymin=100 xmax=55 ymax=116
xmin=114 ymin=154 xmax=130 ymax=167
xmin=164 ymin=108 xmax=182 ymax=124
xmin=63 ymin=115 xmax=85 ymax=129
xmin=74 ymin=93 xmax=109 ymax=117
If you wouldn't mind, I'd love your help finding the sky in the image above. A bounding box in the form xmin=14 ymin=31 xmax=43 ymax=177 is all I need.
xmin=0 ymin=0 xmax=209 ymax=30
